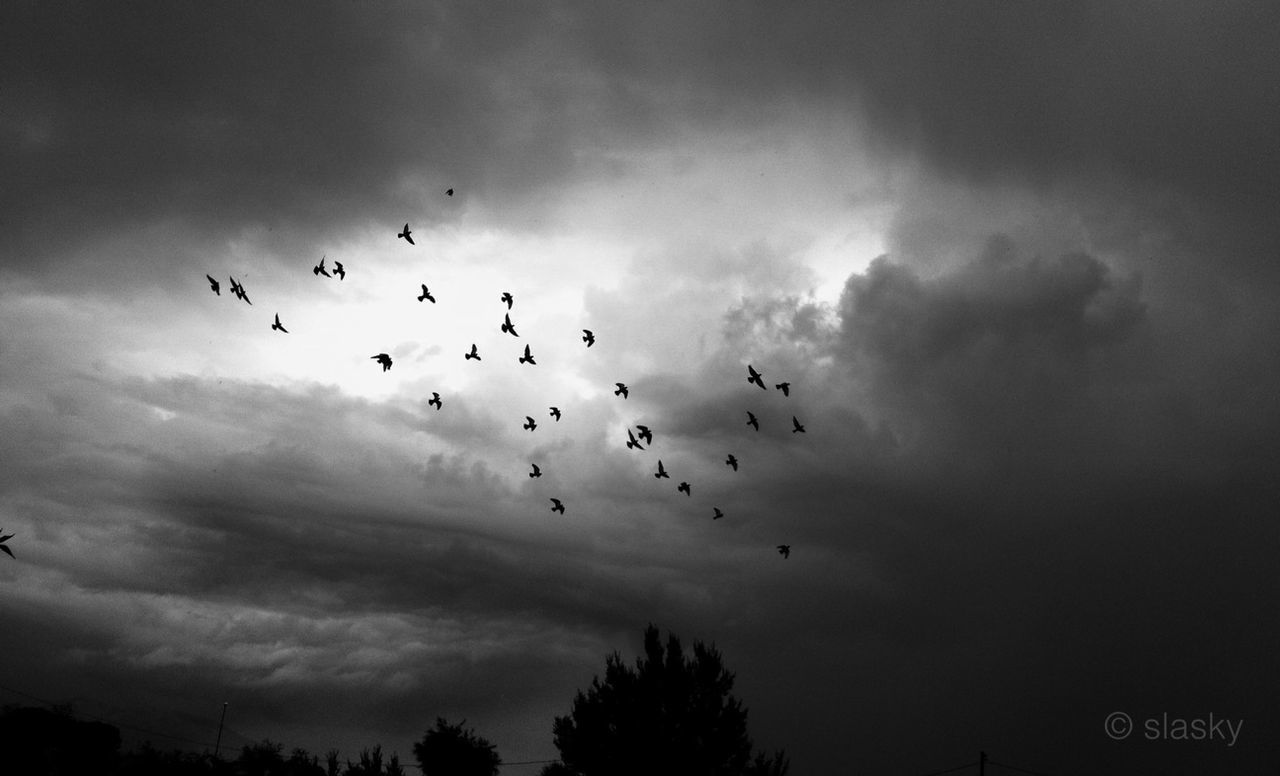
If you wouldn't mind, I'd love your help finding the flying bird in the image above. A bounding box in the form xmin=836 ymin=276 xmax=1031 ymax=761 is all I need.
xmin=746 ymin=411 xmax=759 ymax=431
xmin=371 ymin=353 xmax=393 ymax=371
xmin=777 ymin=544 xmax=791 ymax=559
xmin=635 ymin=424 xmax=653 ymax=445
xmin=501 ymin=313 xmax=519 ymax=336
xmin=550 ymin=498 xmax=565 ymax=514
xmin=205 ymin=275 xmax=220 ymax=295
xmin=529 ymin=463 xmax=542 ymax=478
xmin=791 ymin=416 xmax=806 ymax=433
xmin=465 ymin=343 xmax=481 ymax=361
xmin=523 ymin=416 xmax=537 ymax=431
xmin=271 ymin=313 xmax=288 ymax=333
xmin=313 ymin=256 xmax=331 ymax=277
xmin=677 ymin=481 xmax=691 ymax=496
xmin=726 ymin=454 xmax=738 ymax=471
xmin=501 ymin=291 xmax=513 ymax=309
xmin=229 ymin=277 xmax=251 ymax=305
xmin=582 ymin=329 xmax=595 ymax=347
xmin=654 ymin=460 xmax=669 ymax=479
xmin=747 ymin=364 xmax=766 ymax=390
xmin=446 ymin=188 xmax=454 ymax=197
xmin=549 ymin=407 xmax=561 ymax=421
xmin=0 ymin=529 xmax=13 ymax=559
xmin=417 ymin=284 xmax=436 ymax=303
xmin=398 ymin=223 xmax=415 ymax=245
xmin=428 ymin=392 xmax=442 ymax=410
xmin=519 ymin=344 xmax=536 ymax=365
xmin=614 ymin=383 xmax=629 ymax=399
xmin=626 ymin=428 xmax=645 ymax=450
xmin=713 ymin=507 xmax=724 ymax=520
xmin=776 ymin=382 xmax=790 ymax=396
xmin=332 ymin=261 xmax=345 ymax=280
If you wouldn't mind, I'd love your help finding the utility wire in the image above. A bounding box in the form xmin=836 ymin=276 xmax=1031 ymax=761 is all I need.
xmin=989 ymin=759 xmax=1054 ymax=776
xmin=1 ymin=686 xmax=1058 ymax=776
xmin=916 ymin=760 xmax=976 ymax=776
xmin=1 ymin=681 xmax=559 ymax=769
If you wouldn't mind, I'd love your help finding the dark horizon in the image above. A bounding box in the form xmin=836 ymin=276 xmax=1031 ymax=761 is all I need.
xmin=4 ymin=2 xmax=1280 ymax=773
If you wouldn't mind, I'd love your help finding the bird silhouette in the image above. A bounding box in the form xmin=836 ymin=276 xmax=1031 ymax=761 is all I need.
xmin=614 ymin=383 xmax=629 ymax=399
xmin=529 ymin=463 xmax=542 ymax=478
xmin=446 ymin=188 xmax=454 ymax=197
xmin=777 ymin=544 xmax=791 ymax=559
xmin=205 ymin=275 xmax=220 ymax=295
xmin=333 ymin=261 xmax=345 ymax=280
xmin=501 ymin=313 xmax=519 ymax=336
xmin=428 ymin=392 xmax=442 ymax=410
xmin=713 ymin=507 xmax=724 ymax=520
xmin=313 ymin=256 xmax=331 ymax=277
xmin=746 ymin=411 xmax=759 ymax=431
xmin=726 ymin=454 xmax=738 ymax=471
xmin=654 ymin=460 xmax=669 ymax=479
xmin=0 ymin=529 xmax=13 ymax=559
xmin=549 ymin=406 xmax=561 ymax=421
xmin=524 ymin=416 xmax=537 ymax=431
xmin=398 ymin=223 xmax=415 ymax=245
xmin=501 ymin=291 xmax=513 ymax=309
xmin=747 ymin=364 xmax=766 ymax=390
xmin=626 ymin=428 xmax=645 ymax=450
xmin=465 ymin=343 xmax=481 ymax=361
xmin=417 ymin=285 xmax=436 ymax=303
xmin=582 ymin=329 xmax=595 ymax=347
xmin=519 ymin=344 xmax=536 ymax=365
xmin=791 ymin=416 xmax=806 ymax=433
xmin=371 ymin=353 xmax=393 ymax=371
xmin=635 ymin=425 xmax=652 ymax=445
xmin=271 ymin=313 xmax=288 ymax=333
xmin=677 ymin=481 xmax=691 ymax=496
xmin=776 ymin=382 xmax=791 ymax=396
xmin=550 ymin=498 xmax=565 ymax=514
xmin=229 ymin=277 xmax=251 ymax=305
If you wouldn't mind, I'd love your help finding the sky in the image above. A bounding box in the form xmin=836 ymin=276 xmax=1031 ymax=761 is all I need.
xmin=3 ymin=1 xmax=1280 ymax=773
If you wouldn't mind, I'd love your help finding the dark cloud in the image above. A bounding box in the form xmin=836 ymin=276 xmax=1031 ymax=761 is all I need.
xmin=6 ymin=2 xmax=1280 ymax=773
xmin=836 ymin=238 xmax=1145 ymax=460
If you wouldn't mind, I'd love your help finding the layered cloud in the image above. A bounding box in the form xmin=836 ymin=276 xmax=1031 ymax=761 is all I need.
xmin=4 ymin=2 xmax=1280 ymax=774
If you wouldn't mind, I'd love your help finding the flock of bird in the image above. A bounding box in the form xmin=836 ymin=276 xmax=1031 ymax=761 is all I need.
xmin=0 ymin=188 xmax=806 ymax=566
xmin=193 ymin=188 xmax=802 ymax=562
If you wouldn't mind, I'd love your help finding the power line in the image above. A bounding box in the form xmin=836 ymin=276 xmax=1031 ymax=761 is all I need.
xmin=1 ymin=681 xmax=563 ymax=770
xmin=989 ymin=759 xmax=1055 ymax=776
xmin=916 ymin=760 xmax=976 ymax=776
xmin=0 ymin=690 xmax=1060 ymax=776
xmin=913 ymin=753 xmax=1056 ymax=776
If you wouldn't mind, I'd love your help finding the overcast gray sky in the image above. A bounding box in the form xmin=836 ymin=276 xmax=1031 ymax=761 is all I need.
xmin=3 ymin=2 xmax=1280 ymax=773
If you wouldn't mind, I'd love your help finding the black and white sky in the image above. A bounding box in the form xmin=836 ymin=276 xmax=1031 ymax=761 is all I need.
xmin=3 ymin=2 xmax=1280 ymax=773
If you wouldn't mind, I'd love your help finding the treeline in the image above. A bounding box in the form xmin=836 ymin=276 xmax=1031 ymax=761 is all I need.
xmin=2 ymin=625 xmax=788 ymax=776
xmin=0 ymin=704 xmax=410 ymax=776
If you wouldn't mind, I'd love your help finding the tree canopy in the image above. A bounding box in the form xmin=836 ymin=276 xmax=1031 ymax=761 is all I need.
xmin=542 ymin=625 xmax=788 ymax=776
xmin=412 ymin=717 xmax=502 ymax=776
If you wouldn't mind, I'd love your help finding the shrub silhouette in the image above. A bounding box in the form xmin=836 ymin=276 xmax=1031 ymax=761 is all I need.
xmin=412 ymin=717 xmax=501 ymax=776
xmin=0 ymin=704 xmax=121 ymax=775
xmin=541 ymin=625 xmax=789 ymax=776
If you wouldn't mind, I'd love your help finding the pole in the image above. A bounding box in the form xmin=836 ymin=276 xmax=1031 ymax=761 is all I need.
xmin=979 ymin=750 xmax=987 ymax=776
xmin=214 ymin=702 xmax=228 ymax=758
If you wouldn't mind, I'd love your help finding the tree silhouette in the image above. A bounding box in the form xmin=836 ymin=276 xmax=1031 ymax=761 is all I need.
xmin=0 ymin=704 xmax=122 ymax=775
xmin=541 ymin=625 xmax=788 ymax=776
xmin=413 ymin=717 xmax=501 ymax=776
